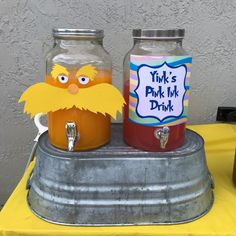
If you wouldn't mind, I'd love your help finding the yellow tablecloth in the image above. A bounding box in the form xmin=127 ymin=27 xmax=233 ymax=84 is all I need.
xmin=0 ymin=124 xmax=236 ymax=236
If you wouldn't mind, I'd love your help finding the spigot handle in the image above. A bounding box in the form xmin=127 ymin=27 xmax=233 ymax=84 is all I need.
xmin=154 ymin=126 xmax=170 ymax=149
xmin=66 ymin=122 xmax=79 ymax=152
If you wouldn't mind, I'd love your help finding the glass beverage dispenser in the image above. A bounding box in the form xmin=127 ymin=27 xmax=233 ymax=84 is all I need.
xmin=123 ymin=29 xmax=192 ymax=151
xmin=46 ymin=29 xmax=112 ymax=151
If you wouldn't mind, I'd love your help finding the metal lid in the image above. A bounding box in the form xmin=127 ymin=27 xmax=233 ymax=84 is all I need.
xmin=132 ymin=29 xmax=185 ymax=40
xmin=53 ymin=28 xmax=104 ymax=39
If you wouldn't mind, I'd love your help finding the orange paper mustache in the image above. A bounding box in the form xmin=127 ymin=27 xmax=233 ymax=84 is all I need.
xmin=19 ymin=82 xmax=125 ymax=119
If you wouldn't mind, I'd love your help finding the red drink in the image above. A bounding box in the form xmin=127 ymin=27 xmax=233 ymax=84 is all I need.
xmin=123 ymin=82 xmax=185 ymax=152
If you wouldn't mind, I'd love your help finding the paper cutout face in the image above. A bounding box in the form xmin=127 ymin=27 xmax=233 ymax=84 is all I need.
xmin=19 ymin=64 xmax=125 ymax=119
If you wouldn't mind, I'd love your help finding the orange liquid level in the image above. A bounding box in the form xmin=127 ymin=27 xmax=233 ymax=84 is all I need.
xmin=47 ymin=70 xmax=112 ymax=151
xmin=123 ymin=82 xmax=185 ymax=152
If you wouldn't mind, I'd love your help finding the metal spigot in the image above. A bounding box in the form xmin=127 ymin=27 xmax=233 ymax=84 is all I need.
xmin=154 ymin=126 xmax=170 ymax=149
xmin=66 ymin=122 xmax=79 ymax=152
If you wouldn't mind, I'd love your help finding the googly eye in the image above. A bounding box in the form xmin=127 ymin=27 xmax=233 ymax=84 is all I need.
xmin=58 ymin=75 xmax=69 ymax=84
xmin=78 ymin=76 xmax=90 ymax=85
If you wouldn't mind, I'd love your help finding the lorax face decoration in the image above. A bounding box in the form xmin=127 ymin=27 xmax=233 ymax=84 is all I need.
xmin=19 ymin=64 xmax=125 ymax=119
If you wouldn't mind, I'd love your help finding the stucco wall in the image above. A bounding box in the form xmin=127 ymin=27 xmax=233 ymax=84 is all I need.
xmin=0 ymin=0 xmax=236 ymax=205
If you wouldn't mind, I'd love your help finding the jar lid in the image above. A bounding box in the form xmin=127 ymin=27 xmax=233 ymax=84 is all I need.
xmin=132 ymin=29 xmax=185 ymax=40
xmin=53 ymin=28 xmax=104 ymax=39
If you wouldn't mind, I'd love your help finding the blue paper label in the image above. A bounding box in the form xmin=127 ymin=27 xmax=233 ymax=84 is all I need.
xmin=129 ymin=55 xmax=192 ymax=126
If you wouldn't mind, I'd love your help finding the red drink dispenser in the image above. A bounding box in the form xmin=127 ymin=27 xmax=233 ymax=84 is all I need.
xmin=123 ymin=29 xmax=192 ymax=151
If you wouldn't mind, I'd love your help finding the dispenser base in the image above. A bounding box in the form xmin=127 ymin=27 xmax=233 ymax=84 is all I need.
xmin=27 ymin=124 xmax=214 ymax=225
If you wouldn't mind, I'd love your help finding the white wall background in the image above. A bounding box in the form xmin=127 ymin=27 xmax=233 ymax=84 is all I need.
xmin=0 ymin=0 xmax=236 ymax=205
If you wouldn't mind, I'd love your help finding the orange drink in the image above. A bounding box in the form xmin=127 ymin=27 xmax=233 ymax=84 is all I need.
xmin=47 ymin=70 xmax=112 ymax=151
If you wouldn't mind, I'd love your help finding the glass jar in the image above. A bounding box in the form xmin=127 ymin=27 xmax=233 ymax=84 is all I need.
xmin=123 ymin=29 xmax=192 ymax=151
xmin=46 ymin=29 xmax=112 ymax=151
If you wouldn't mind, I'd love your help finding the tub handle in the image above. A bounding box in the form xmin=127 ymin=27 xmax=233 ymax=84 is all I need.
xmin=24 ymin=113 xmax=48 ymax=173
xmin=26 ymin=169 xmax=34 ymax=190
xmin=34 ymin=113 xmax=48 ymax=142
xmin=208 ymin=171 xmax=215 ymax=189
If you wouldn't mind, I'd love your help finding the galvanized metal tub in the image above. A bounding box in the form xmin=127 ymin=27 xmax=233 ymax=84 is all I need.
xmin=27 ymin=124 xmax=214 ymax=225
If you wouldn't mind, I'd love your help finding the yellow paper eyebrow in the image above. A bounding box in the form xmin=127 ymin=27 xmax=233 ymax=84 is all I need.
xmin=76 ymin=64 xmax=98 ymax=81
xmin=51 ymin=64 xmax=69 ymax=80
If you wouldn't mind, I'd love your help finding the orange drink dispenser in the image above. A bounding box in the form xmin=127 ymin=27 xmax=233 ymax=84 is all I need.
xmin=20 ymin=29 xmax=124 ymax=151
xmin=47 ymin=29 xmax=113 ymax=151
